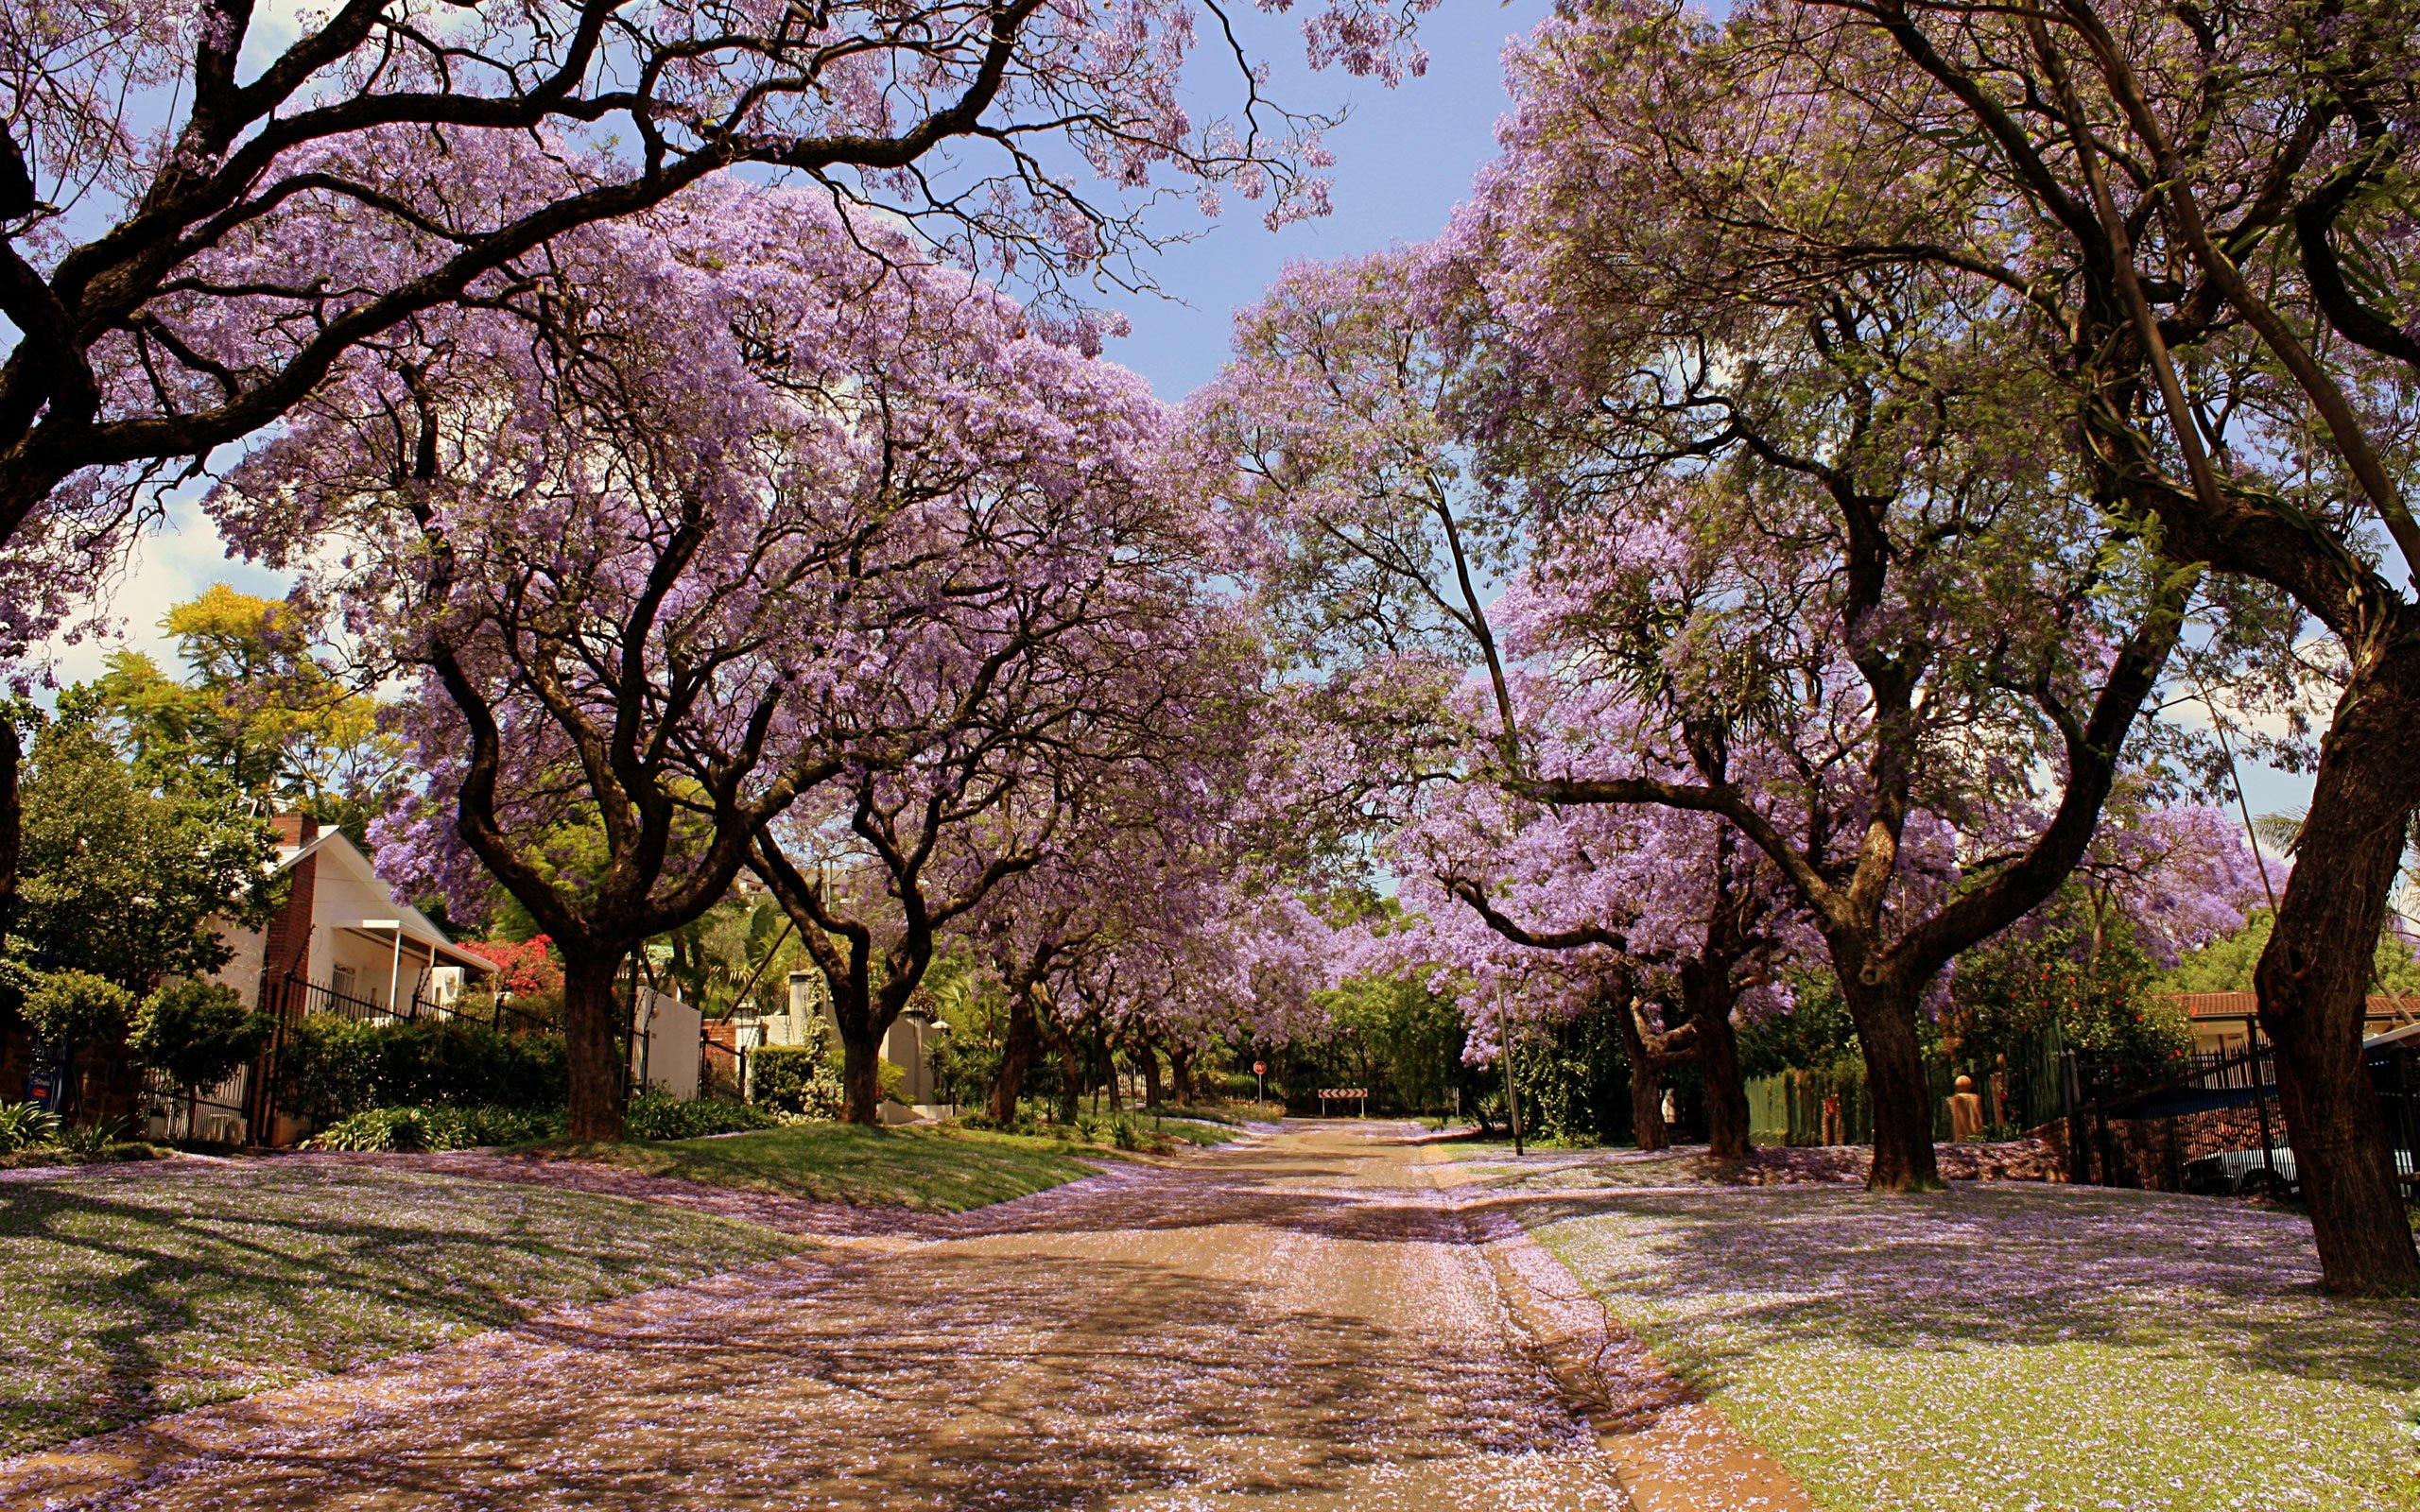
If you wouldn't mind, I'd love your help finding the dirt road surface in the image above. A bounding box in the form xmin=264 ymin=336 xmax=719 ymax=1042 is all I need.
xmin=1 ymin=1122 xmax=1805 ymax=1511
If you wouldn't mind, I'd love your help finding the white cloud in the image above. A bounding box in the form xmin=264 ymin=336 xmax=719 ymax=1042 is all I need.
xmin=39 ymin=501 xmax=295 ymax=693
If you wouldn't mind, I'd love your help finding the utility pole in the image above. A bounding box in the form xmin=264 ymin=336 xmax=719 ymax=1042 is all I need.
xmin=1500 ymin=985 xmax=1524 ymax=1157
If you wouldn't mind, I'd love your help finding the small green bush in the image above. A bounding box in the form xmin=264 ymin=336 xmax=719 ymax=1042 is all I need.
xmin=131 ymin=980 xmax=272 ymax=1100
xmin=624 ymin=1091 xmax=780 ymax=1142
xmin=750 ymin=1043 xmax=845 ymax=1119
xmin=21 ymin=970 xmax=136 ymax=1049
xmin=0 ymin=1100 xmax=62 ymax=1151
xmin=278 ymin=1015 xmax=568 ymax=1119
xmin=54 ymin=1117 xmax=133 ymax=1158
xmin=303 ymin=1104 xmax=566 ymax=1152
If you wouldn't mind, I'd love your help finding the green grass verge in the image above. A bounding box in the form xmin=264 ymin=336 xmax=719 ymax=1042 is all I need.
xmin=0 ymin=1143 xmax=165 ymax=1171
xmin=562 ymin=1122 xmax=1106 ymax=1211
xmin=0 ymin=1161 xmax=808 ymax=1458
xmin=1525 ymin=1183 xmax=2420 ymax=1512
xmin=1149 ymin=1116 xmax=1249 ymax=1145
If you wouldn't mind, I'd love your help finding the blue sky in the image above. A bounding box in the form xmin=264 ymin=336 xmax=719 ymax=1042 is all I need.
xmin=1102 ymin=0 xmax=1555 ymax=399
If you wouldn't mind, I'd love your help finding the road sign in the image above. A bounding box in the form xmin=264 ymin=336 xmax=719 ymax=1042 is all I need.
xmin=1253 ymin=1060 xmax=1266 ymax=1075
xmin=1317 ymin=1087 xmax=1370 ymax=1117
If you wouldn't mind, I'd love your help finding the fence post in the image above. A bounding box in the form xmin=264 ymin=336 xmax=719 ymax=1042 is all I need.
xmin=2060 ymin=1051 xmax=2091 ymax=1184
xmin=2252 ymin=1022 xmax=2278 ymax=1185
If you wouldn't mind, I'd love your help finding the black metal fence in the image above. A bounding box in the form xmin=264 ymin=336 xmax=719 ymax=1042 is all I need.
xmin=260 ymin=971 xmax=554 ymax=1037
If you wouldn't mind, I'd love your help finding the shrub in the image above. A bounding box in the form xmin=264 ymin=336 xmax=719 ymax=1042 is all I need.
xmin=21 ymin=969 xmax=136 ymax=1050
xmin=750 ymin=1043 xmax=845 ymax=1120
xmin=278 ymin=1015 xmax=567 ymax=1119
xmin=131 ymin=980 xmax=272 ymax=1101
xmin=623 ymin=1091 xmax=780 ymax=1142
xmin=55 ymin=1117 xmax=133 ymax=1158
xmin=303 ymin=1104 xmax=566 ymax=1152
xmin=0 ymin=1100 xmax=62 ymax=1152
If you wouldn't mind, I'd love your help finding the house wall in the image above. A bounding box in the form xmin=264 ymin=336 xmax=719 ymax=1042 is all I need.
xmin=631 ymin=989 xmax=700 ymax=1100
xmin=762 ymin=971 xmax=832 ymax=1049
xmin=884 ymin=1016 xmax=936 ymax=1105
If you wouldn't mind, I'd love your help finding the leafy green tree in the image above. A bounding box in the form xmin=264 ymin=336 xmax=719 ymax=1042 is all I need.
xmin=91 ymin=584 xmax=406 ymax=848
xmin=1310 ymin=971 xmax=1468 ymax=1116
xmin=12 ymin=705 xmax=283 ymax=990
xmin=1738 ymin=971 xmax=1862 ymax=1080
xmin=2160 ymin=911 xmax=2420 ymax=1000
xmin=21 ymin=970 xmax=135 ymax=1050
xmin=1953 ymin=885 xmax=2192 ymax=1092
xmin=130 ymin=980 xmax=272 ymax=1143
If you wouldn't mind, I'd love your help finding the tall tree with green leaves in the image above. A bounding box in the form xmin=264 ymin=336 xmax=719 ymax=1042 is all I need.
xmin=10 ymin=698 xmax=284 ymax=992
xmin=92 ymin=584 xmax=406 ymax=847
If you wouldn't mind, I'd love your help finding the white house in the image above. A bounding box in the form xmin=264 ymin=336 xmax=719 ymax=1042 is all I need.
xmin=222 ymin=813 xmax=498 ymax=1017
xmin=150 ymin=815 xmax=498 ymax=1145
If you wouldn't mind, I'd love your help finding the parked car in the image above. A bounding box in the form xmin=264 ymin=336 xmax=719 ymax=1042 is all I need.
xmin=2185 ymin=1145 xmax=2297 ymax=1196
xmin=2185 ymin=1145 xmax=2416 ymax=1197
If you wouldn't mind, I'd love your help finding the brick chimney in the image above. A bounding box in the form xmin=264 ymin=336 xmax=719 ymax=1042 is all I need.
xmin=260 ymin=814 xmax=321 ymax=1000
xmin=269 ymin=812 xmax=320 ymax=849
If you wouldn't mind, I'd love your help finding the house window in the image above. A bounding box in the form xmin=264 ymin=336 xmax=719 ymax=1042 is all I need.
xmin=332 ymin=965 xmax=357 ymax=1002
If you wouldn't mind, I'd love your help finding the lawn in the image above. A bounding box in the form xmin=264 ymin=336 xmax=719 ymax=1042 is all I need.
xmin=563 ymin=1122 xmax=1107 ymax=1211
xmin=0 ymin=1161 xmax=809 ymax=1458
xmin=1510 ymin=1177 xmax=2420 ymax=1512
xmin=1149 ymin=1115 xmax=1250 ymax=1145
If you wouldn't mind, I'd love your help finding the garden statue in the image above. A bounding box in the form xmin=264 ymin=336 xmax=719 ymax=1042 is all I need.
xmin=1948 ymin=1075 xmax=1986 ymax=1143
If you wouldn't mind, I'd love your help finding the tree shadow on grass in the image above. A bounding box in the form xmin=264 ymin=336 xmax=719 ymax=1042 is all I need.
xmin=1482 ymin=1183 xmax=2420 ymax=1397
xmin=0 ymin=1164 xmax=800 ymax=1456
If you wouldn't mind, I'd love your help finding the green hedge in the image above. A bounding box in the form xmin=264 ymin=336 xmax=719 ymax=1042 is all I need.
xmin=750 ymin=1043 xmax=845 ymax=1119
xmin=277 ymin=1015 xmax=567 ymax=1119
xmin=302 ymin=1104 xmax=567 ymax=1152
xmin=624 ymin=1091 xmax=780 ymax=1141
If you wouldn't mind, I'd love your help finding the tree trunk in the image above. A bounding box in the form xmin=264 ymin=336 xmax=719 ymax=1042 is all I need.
xmin=1056 ymin=1029 xmax=1081 ymax=1125
xmin=838 ymin=1025 xmax=884 ymax=1125
xmin=1103 ymin=1036 xmax=1122 ymax=1112
xmin=2255 ymin=669 xmax=2420 ymax=1295
xmin=1139 ymin=1039 xmax=1163 ymax=1108
xmin=1168 ymin=1042 xmax=1196 ymax=1104
xmin=1612 ymin=998 xmax=1669 ymax=1153
xmin=1687 ymin=964 xmax=1754 ymax=1162
xmin=1840 ymin=974 xmax=1939 ymax=1192
xmin=562 ymin=955 xmax=628 ymax=1143
xmin=990 ymin=988 xmax=1040 ymax=1124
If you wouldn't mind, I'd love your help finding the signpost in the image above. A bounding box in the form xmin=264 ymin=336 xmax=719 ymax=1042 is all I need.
xmin=1317 ymin=1088 xmax=1369 ymax=1118
xmin=1253 ymin=1059 xmax=1267 ymax=1106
